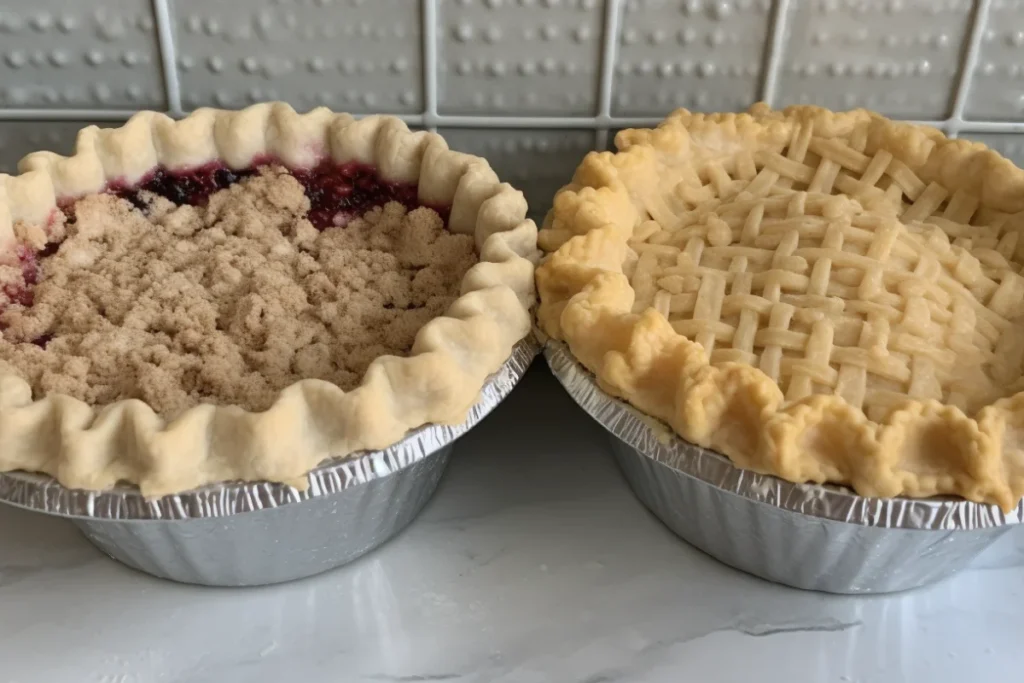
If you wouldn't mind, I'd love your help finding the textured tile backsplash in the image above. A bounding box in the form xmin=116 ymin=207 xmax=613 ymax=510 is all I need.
xmin=438 ymin=0 xmax=604 ymax=115
xmin=0 ymin=0 xmax=1020 ymax=216
xmin=440 ymin=127 xmax=595 ymax=212
xmin=775 ymin=0 xmax=972 ymax=119
xmin=172 ymin=0 xmax=423 ymax=113
xmin=0 ymin=0 xmax=165 ymax=109
xmin=964 ymin=0 xmax=1024 ymax=120
xmin=614 ymin=0 xmax=772 ymax=115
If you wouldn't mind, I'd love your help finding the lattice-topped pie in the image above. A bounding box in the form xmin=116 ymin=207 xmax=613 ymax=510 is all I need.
xmin=0 ymin=103 xmax=537 ymax=496
xmin=537 ymin=104 xmax=1024 ymax=510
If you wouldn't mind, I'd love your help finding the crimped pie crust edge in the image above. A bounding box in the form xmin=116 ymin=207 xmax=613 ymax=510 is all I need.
xmin=0 ymin=102 xmax=538 ymax=497
xmin=536 ymin=103 xmax=1024 ymax=512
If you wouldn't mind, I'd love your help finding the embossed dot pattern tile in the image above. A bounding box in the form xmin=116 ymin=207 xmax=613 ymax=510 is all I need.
xmin=169 ymin=0 xmax=423 ymax=113
xmin=0 ymin=0 xmax=165 ymax=109
xmin=0 ymin=121 xmax=102 ymax=174
xmin=440 ymin=128 xmax=595 ymax=217
xmin=963 ymin=0 xmax=1024 ymax=121
xmin=776 ymin=0 xmax=971 ymax=119
xmin=3 ymin=0 xmax=1024 ymax=173
xmin=437 ymin=0 xmax=604 ymax=116
xmin=613 ymin=0 xmax=772 ymax=116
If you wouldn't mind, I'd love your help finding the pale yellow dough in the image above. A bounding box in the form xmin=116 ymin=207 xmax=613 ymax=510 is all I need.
xmin=0 ymin=103 xmax=539 ymax=497
xmin=537 ymin=103 xmax=1024 ymax=511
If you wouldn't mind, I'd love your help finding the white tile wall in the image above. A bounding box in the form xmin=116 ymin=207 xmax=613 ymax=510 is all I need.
xmin=437 ymin=0 xmax=604 ymax=115
xmin=964 ymin=0 xmax=1024 ymax=120
xmin=775 ymin=0 xmax=973 ymax=119
xmin=170 ymin=0 xmax=423 ymax=113
xmin=613 ymin=0 xmax=772 ymax=115
xmin=1 ymin=0 xmax=1023 ymax=215
xmin=440 ymin=127 xmax=595 ymax=216
xmin=0 ymin=0 xmax=165 ymax=109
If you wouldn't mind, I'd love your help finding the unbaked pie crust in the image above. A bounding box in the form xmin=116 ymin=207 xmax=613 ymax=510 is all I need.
xmin=537 ymin=103 xmax=1024 ymax=511
xmin=0 ymin=103 xmax=538 ymax=497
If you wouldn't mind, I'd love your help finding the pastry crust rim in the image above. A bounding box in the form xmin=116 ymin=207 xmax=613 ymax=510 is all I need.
xmin=536 ymin=102 xmax=1024 ymax=512
xmin=544 ymin=338 xmax=1024 ymax=529
xmin=0 ymin=102 xmax=538 ymax=497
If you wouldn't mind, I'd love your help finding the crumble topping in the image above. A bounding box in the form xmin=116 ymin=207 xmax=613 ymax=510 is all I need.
xmin=0 ymin=167 xmax=477 ymax=416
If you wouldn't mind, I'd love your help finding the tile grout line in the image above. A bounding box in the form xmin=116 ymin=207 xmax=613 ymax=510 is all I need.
xmin=5 ymin=114 xmax=1024 ymax=135
xmin=594 ymin=0 xmax=622 ymax=151
xmin=8 ymin=110 xmax=1024 ymax=134
xmin=152 ymin=0 xmax=183 ymax=117
xmin=422 ymin=0 xmax=440 ymax=132
xmin=0 ymin=0 xmax=1021 ymax=142
xmin=758 ymin=0 xmax=791 ymax=107
xmin=0 ymin=108 xmax=428 ymax=125
xmin=947 ymin=0 xmax=992 ymax=138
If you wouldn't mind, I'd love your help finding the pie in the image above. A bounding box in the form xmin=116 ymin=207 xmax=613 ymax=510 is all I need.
xmin=0 ymin=103 xmax=538 ymax=497
xmin=537 ymin=103 xmax=1024 ymax=511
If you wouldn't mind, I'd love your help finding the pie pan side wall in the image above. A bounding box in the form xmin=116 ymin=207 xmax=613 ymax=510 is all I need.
xmin=73 ymin=445 xmax=454 ymax=587
xmin=544 ymin=341 xmax=1023 ymax=593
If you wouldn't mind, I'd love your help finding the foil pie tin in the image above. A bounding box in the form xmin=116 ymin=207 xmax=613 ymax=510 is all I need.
xmin=545 ymin=341 xmax=1024 ymax=594
xmin=0 ymin=338 xmax=538 ymax=587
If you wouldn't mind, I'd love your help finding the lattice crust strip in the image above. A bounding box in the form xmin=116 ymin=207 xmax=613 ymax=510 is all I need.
xmin=537 ymin=104 xmax=1024 ymax=511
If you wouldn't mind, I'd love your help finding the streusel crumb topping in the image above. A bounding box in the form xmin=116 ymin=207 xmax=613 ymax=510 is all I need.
xmin=0 ymin=167 xmax=477 ymax=416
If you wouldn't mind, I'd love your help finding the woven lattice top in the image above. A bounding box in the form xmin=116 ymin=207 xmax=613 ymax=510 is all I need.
xmin=537 ymin=104 xmax=1024 ymax=509
xmin=622 ymin=117 xmax=1024 ymax=422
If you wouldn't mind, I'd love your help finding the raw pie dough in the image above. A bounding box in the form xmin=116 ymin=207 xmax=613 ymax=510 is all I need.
xmin=538 ymin=103 xmax=1024 ymax=511
xmin=0 ymin=103 xmax=538 ymax=497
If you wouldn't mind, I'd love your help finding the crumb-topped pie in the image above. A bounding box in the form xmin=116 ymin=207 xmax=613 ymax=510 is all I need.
xmin=537 ymin=103 xmax=1024 ymax=511
xmin=0 ymin=103 xmax=537 ymax=497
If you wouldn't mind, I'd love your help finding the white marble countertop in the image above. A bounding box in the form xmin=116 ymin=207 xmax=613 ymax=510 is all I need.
xmin=3 ymin=361 xmax=1024 ymax=683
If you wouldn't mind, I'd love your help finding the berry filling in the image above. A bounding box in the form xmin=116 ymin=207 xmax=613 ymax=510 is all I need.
xmin=292 ymin=162 xmax=425 ymax=229
xmin=115 ymin=164 xmax=259 ymax=211
xmin=3 ymin=245 xmax=39 ymax=308
xmin=114 ymin=160 xmax=441 ymax=230
xmin=3 ymin=160 xmax=450 ymax=325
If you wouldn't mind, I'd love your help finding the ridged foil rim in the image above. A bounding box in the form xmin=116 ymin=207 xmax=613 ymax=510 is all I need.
xmin=544 ymin=341 xmax=1024 ymax=531
xmin=0 ymin=338 xmax=539 ymax=521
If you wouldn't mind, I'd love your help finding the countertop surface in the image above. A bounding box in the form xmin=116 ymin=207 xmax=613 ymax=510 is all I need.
xmin=2 ymin=361 xmax=1024 ymax=683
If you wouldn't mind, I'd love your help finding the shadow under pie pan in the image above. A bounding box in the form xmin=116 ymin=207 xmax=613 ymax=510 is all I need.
xmin=0 ymin=338 xmax=538 ymax=587
xmin=545 ymin=341 xmax=1024 ymax=594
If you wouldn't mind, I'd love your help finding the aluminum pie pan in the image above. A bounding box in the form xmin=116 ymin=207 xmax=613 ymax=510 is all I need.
xmin=544 ymin=340 xmax=1024 ymax=593
xmin=0 ymin=338 xmax=538 ymax=586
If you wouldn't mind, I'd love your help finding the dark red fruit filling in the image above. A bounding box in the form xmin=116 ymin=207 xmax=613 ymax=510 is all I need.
xmin=3 ymin=246 xmax=39 ymax=308
xmin=115 ymin=163 xmax=259 ymax=210
xmin=292 ymin=161 xmax=426 ymax=229
xmin=114 ymin=160 xmax=442 ymax=230
xmin=0 ymin=246 xmax=43 ymax=340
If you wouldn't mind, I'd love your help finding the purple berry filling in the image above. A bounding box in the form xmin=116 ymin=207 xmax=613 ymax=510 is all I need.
xmin=115 ymin=163 xmax=259 ymax=210
xmin=115 ymin=160 xmax=444 ymax=230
